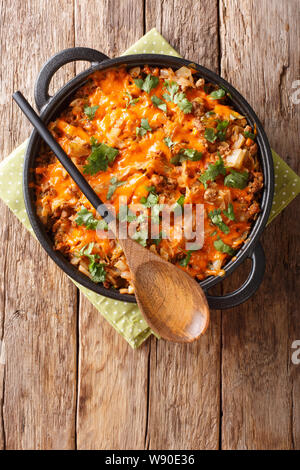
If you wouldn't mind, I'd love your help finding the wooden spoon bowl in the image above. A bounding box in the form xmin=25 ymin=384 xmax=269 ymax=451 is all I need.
xmin=120 ymin=238 xmax=210 ymax=342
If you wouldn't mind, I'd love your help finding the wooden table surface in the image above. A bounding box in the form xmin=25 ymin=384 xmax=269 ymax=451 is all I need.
xmin=0 ymin=0 xmax=299 ymax=450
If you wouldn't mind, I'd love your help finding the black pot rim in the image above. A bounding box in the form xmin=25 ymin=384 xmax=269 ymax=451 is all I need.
xmin=23 ymin=53 xmax=274 ymax=304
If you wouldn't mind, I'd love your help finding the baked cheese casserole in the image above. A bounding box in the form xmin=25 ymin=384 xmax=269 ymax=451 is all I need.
xmin=34 ymin=65 xmax=263 ymax=294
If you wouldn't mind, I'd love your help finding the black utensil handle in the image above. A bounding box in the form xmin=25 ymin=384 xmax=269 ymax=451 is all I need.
xmin=34 ymin=47 xmax=110 ymax=110
xmin=206 ymin=241 xmax=265 ymax=309
xmin=13 ymin=91 xmax=113 ymax=224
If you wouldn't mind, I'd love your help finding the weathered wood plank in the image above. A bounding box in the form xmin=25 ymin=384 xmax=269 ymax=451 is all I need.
xmin=0 ymin=0 xmax=78 ymax=449
xmin=145 ymin=0 xmax=222 ymax=450
xmin=220 ymin=0 xmax=300 ymax=449
xmin=74 ymin=0 xmax=149 ymax=450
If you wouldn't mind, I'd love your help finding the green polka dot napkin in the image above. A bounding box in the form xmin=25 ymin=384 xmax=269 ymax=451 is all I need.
xmin=1 ymin=29 xmax=299 ymax=348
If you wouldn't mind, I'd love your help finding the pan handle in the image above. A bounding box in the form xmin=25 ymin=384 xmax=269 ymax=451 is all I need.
xmin=206 ymin=241 xmax=265 ymax=309
xmin=34 ymin=47 xmax=110 ymax=111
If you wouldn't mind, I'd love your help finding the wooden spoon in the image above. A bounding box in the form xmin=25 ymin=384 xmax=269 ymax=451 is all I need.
xmin=13 ymin=91 xmax=210 ymax=342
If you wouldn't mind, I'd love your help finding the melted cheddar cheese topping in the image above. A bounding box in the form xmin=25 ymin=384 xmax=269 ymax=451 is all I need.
xmin=34 ymin=65 xmax=263 ymax=294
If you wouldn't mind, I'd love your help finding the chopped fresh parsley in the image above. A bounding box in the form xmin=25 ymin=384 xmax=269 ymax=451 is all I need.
xmin=224 ymin=169 xmax=249 ymax=189
xmin=204 ymin=127 xmax=217 ymax=143
xmin=89 ymin=259 xmax=106 ymax=283
xmin=173 ymin=92 xmax=193 ymax=114
xmin=170 ymin=154 xmax=180 ymax=165
xmin=214 ymin=237 xmax=235 ymax=256
xmin=125 ymin=92 xmax=139 ymax=108
xmin=163 ymin=81 xmax=179 ymax=101
xmin=75 ymin=207 xmax=100 ymax=230
xmin=106 ymin=176 xmax=126 ymax=200
xmin=216 ymin=120 xmax=229 ymax=140
xmin=164 ymin=136 xmax=175 ymax=148
xmin=133 ymin=78 xmax=144 ymax=89
xmin=145 ymin=185 xmax=156 ymax=193
xmin=223 ymin=203 xmax=235 ymax=221
xmin=179 ymin=251 xmax=192 ymax=267
xmin=181 ymin=148 xmax=203 ymax=161
xmin=79 ymin=243 xmax=106 ymax=283
xmin=171 ymin=148 xmax=203 ymax=165
xmin=136 ymin=118 xmax=152 ymax=136
xmin=173 ymin=194 xmax=185 ymax=216
xmin=151 ymin=95 xmax=167 ymax=112
xmin=132 ymin=229 xmax=148 ymax=247
xmin=244 ymin=130 xmax=256 ymax=140
xmin=97 ymin=219 xmax=109 ymax=231
xmin=134 ymin=74 xmax=159 ymax=93
xmin=84 ymin=105 xmax=99 ymax=120
xmin=140 ymin=191 xmax=159 ymax=208
xmin=118 ymin=208 xmax=139 ymax=223
xmin=83 ymin=137 xmax=119 ymax=175
xmin=210 ymin=88 xmax=226 ymax=100
xmin=176 ymin=195 xmax=185 ymax=206
xmin=205 ymin=121 xmax=229 ymax=143
xmin=210 ymin=230 xmax=218 ymax=237
xmin=208 ymin=209 xmax=229 ymax=234
xmin=199 ymin=156 xmax=226 ymax=188
xmin=163 ymin=80 xmax=192 ymax=114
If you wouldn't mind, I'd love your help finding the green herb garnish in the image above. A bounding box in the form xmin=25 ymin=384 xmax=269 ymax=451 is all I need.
xmin=151 ymin=95 xmax=167 ymax=112
xmin=141 ymin=192 xmax=159 ymax=208
xmin=145 ymin=185 xmax=156 ymax=193
xmin=216 ymin=120 xmax=229 ymax=141
xmin=173 ymin=195 xmax=185 ymax=216
xmin=210 ymin=88 xmax=226 ymax=100
xmin=180 ymin=148 xmax=203 ymax=161
xmin=163 ymin=80 xmax=192 ymax=114
xmin=163 ymin=81 xmax=179 ymax=101
xmin=224 ymin=169 xmax=249 ymax=189
xmin=107 ymin=176 xmax=126 ymax=200
xmin=244 ymin=130 xmax=256 ymax=140
xmin=125 ymin=92 xmax=139 ymax=108
xmin=84 ymin=105 xmax=99 ymax=120
xmin=75 ymin=207 xmax=98 ymax=230
xmin=89 ymin=259 xmax=106 ymax=283
xmin=208 ymin=209 xmax=229 ymax=234
xmin=132 ymin=229 xmax=148 ymax=247
xmin=179 ymin=251 xmax=192 ymax=267
xmin=164 ymin=136 xmax=175 ymax=148
xmin=199 ymin=156 xmax=226 ymax=188
xmin=214 ymin=237 xmax=235 ymax=256
xmin=223 ymin=203 xmax=235 ymax=221
xmin=204 ymin=127 xmax=217 ymax=143
xmin=136 ymin=118 xmax=152 ymax=136
xmin=134 ymin=78 xmax=144 ymax=89
xmin=171 ymin=148 xmax=203 ymax=165
xmin=79 ymin=243 xmax=106 ymax=283
xmin=83 ymin=137 xmax=119 ymax=175
xmin=173 ymin=92 xmax=193 ymax=114
xmin=176 ymin=195 xmax=185 ymax=206
xmin=134 ymin=74 xmax=159 ymax=93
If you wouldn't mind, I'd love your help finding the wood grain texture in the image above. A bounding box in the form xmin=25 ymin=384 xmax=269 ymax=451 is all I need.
xmin=219 ymin=0 xmax=300 ymax=450
xmin=74 ymin=0 xmax=149 ymax=450
xmin=0 ymin=0 xmax=299 ymax=451
xmin=145 ymin=0 xmax=220 ymax=71
xmin=145 ymin=0 xmax=222 ymax=450
xmin=0 ymin=0 xmax=78 ymax=449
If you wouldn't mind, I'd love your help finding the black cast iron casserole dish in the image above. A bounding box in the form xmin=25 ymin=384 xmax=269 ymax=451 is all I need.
xmin=23 ymin=47 xmax=274 ymax=309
